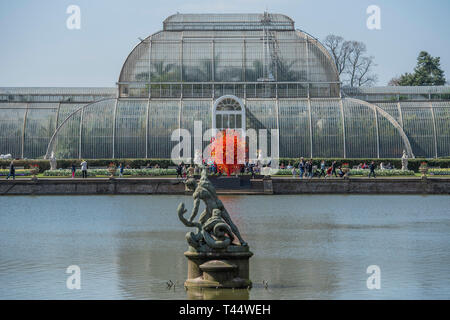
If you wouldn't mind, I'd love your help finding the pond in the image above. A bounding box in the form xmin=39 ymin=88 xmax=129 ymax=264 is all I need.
xmin=0 ymin=194 xmax=449 ymax=299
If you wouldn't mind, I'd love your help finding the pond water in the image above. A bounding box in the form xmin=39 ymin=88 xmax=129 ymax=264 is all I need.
xmin=0 ymin=194 xmax=449 ymax=299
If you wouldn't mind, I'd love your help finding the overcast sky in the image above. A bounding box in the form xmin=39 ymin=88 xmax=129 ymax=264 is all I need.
xmin=0 ymin=0 xmax=449 ymax=87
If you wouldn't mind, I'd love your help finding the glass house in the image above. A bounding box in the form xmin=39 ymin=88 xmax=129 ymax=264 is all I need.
xmin=0 ymin=13 xmax=449 ymax=160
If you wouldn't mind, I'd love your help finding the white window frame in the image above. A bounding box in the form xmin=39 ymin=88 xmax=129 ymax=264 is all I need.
xmin=212 ymin=95 xmax=246 ymax=134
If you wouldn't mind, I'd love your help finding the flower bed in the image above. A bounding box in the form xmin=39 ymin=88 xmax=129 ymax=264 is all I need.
xmin=274 ymin=168 xmax=415 ymax=176
xmin=348 ymin=169 xmax=415 ymax=176
xmin=428 ymin=168 xmax=450 ymax=175
xmin=0 ymin=169 xmax=33 ymax=176
xmin=43 ymin=168 xmax=177 ymax=177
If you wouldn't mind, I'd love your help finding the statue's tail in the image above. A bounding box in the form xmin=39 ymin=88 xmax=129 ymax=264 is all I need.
xmin=177 ymin=203 xmax=201 ymax=229
xmin=202 ymin=225 xmax=232 ymax=249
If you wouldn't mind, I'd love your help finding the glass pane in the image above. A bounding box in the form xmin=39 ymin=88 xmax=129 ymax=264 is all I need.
xmin=216 ymin=114 xmax=221 ymax=129
xmin=229 ymin=114 xmax=235 ymax=129
xmin=236 ymin=114 xmax=242 ymax=129
xmin=222 ymin=114 xmax=229 ymax=129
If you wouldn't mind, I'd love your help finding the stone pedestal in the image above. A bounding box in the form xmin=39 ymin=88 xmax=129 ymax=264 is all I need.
xmin=262 ymin=177 xmax=273 ymax=194
xmin=184 ymin=246 xmax=253 ymax=289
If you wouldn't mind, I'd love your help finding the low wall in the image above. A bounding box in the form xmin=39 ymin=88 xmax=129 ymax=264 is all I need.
xmin=0 ymin=177 xmax=449 ymax=195
xmin=271 ymin=177 xmax=450 ymax=195
xmin=0 ymin=178 xmax=186 ymax=195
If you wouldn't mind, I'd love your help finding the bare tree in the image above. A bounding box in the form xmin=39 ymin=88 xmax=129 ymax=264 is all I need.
xmin=323 ymin=35 xmax=377 ymax=87
xmin=323 ymin=35 xmax=352 ymax=75
xmin=388 ymin=76 xmax=401 ymax=86
xmin=355 ymin=56 xmax=378 ymax=86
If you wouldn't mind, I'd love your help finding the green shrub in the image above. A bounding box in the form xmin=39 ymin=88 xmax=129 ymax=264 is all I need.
xmin=428 ymin=168 xmax=450 ymax=175
xmin=0 ymin=169 xmax=33 ymax=176
xmin=348 ymin=169 xmax=414 ymax=176
xmin=43 ymin=168 xmax=177 ymax=177
xmin=0 ymin=160 xmax=50 ymax=173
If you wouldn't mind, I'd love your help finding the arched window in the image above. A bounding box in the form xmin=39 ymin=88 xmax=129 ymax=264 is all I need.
xmin=212 ymin=95 xmax=245 ymax=131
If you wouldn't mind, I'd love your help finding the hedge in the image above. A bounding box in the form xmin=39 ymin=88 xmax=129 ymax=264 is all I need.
xmin=0 ymin=158 xmax=176 ymax=173
xmin=1 ymin=158 xmax=450 ymax=174
xmin=0 ymin=169 xmax=33 ymax=176
xmin=0 ymin=160 xmax=51 ymax=173
xmin=278 ymin=158 xmax=450 ymax=173
xmin=428 ymin=168 xmax=450 ymax=176
xmin=43 ymin=168 xmax=177 ymax=177
xmin=275 ymin=169 xmax=415 ymax=176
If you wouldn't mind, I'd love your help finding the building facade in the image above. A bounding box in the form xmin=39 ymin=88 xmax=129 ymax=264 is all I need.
xmin=0 ymin=13 xmax=449 ymax=159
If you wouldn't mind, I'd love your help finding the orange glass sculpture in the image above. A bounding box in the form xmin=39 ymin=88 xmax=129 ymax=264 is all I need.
xmin=210 ymin=130 xmax=246 ymax=176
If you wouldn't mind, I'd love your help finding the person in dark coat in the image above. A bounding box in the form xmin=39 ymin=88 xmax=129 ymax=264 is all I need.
xmin=306 ymin=160 xmax=313 ymax=179
xmin=298 ymin=157 xmax=305 ymax=179
xmin=6 ymin=160 xmax=15 ymax=180
xmin=249 ymin=163 xmax=255 ymax=179
xmin=369 ymin=161 xmax=376 ymax=178
xmin=176 ymin=164 xmax=183 ymax=179
xmin=331 ymin=161 xmax=337 ymax=177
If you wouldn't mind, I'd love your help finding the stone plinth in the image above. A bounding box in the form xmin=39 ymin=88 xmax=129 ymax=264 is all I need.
xmin=184 ymin=246 xmax=253 ymax=289
xmin=211 ymin=176 xmax=241 ymax=189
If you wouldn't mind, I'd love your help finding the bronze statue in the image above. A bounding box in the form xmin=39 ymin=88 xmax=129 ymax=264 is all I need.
xmin=177 ymin=169 xmax=247 ymax=250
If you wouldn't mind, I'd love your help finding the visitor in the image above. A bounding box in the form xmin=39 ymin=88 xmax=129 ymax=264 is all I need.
xmin=291 ymin=166 xmax=296 ymax=178
xmin=306 ymin=159 xmax=313 ymax=179
xmin=380 ymin=162 xmax=385 ymax=170
xmin=280 ymin=162 xmax=285 ymax=169
xmin=287 ymin=162 xmax=293 ymax=170
xmin=146 ymin=163 xmax=152 ymax=169
xmin=119 ymin=163 xmax=124 ymax=178
xmin=176 ymin=163 xmax=183 ymax=179
xmin=187 ymin=165 xmax=195 ymax=177
xmin=369 ymin=161 xmax=376 ymax=178
xmin=249 ymin=163 xmax=255 ymax=179
xmin=338 ymin=166 xmax=345 ymax=178
xmin=318 ymin=160 xmax=326 ymax=178
xmin=298 ymin=157 xmax=305 ymax=179
xmin=312 ymin=163 xmax=319 ymax=177
xmin=182 ymin=165 xmax=187 ymax=179
xmin=326 ymin=166 xmax=332 ymax=177
xmin=81 ymin=160 xmax=88 ymax=178
xmin=154 ymin=163 xmax=160 ymax=169
xmin=331 ymin=161 xmax=337 ymax=177
xmin=304 ymin=160 xmax=310 ymax=179
xmin=6 ymin=160 xmax=15 ymax=180
xmin=71 ymin=163 xmax=76 ymax=179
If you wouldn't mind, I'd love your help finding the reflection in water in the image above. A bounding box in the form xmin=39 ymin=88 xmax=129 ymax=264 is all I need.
xmin=187 ymin=288 xmax=250 ymax=300
xmin=1 ymin=195 xmax=450 ymax=299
